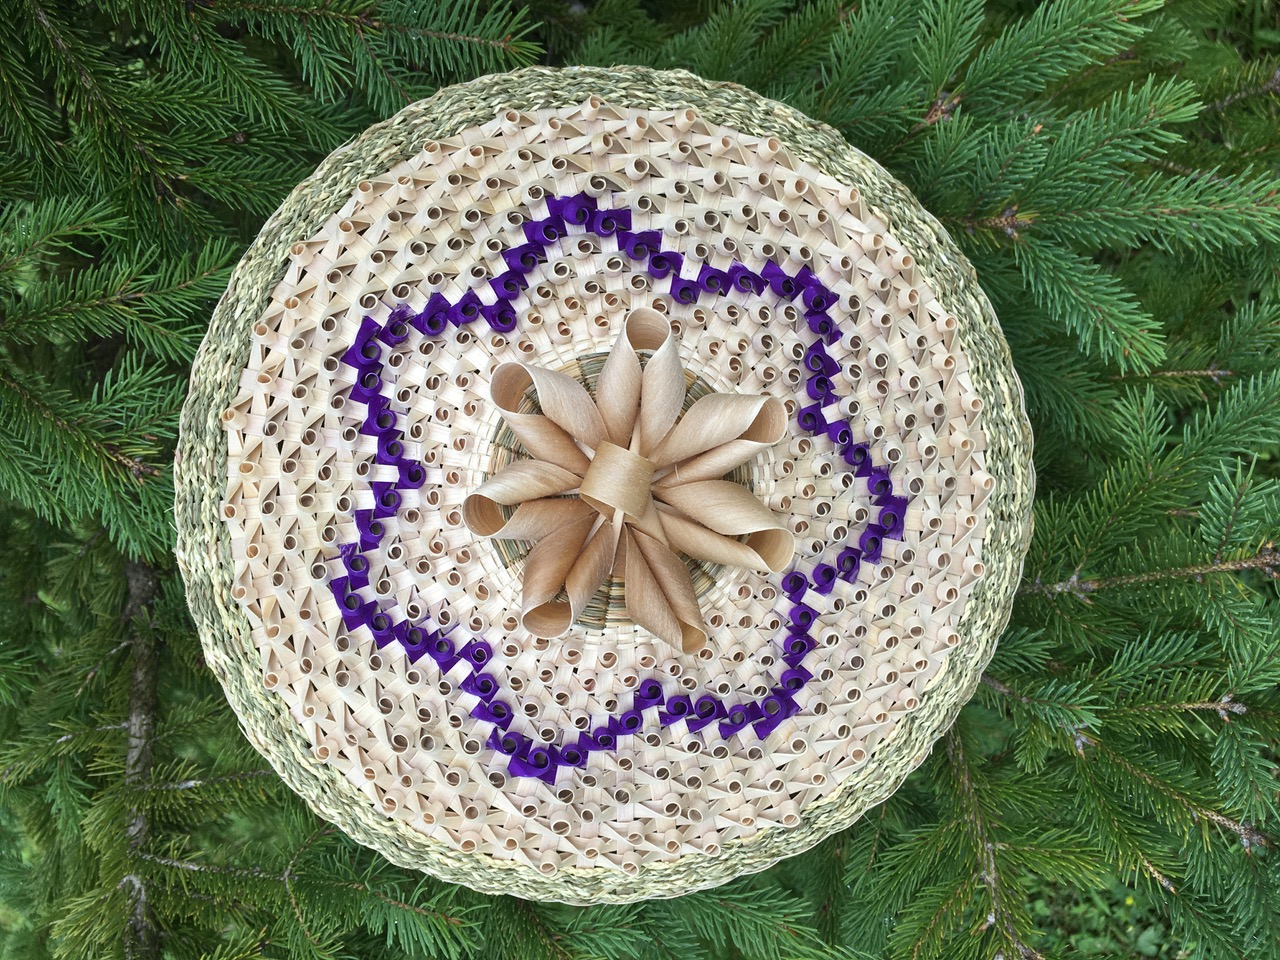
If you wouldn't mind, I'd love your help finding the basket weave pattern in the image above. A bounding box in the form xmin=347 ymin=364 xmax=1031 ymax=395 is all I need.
xmin=176 ymin=66 xmax=1034 ymax=903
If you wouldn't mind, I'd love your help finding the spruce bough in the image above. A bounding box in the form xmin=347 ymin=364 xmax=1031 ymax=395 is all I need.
xmin=1 ymin=1 xmax=1277 ymax=958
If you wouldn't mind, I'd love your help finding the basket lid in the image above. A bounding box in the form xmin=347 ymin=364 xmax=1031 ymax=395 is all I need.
xmin=175 ymin=65 xmax=1034 ymax=903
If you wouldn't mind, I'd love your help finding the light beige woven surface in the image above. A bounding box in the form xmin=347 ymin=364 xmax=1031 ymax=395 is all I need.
xmin=175 ymin=65 xmax=1034 ymax=903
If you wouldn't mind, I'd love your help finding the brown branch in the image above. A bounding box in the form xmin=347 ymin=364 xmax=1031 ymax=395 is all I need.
xmin=889 ymin=90 xmax=963 ymax=152
xmin=122 ymin=561 xmax=160 ymax=960
xmin=211 ymin=0 xmax=525 ymax=54
xmin=1110 ymin=366 xmax=1236 ymax=385
xmin=1110 ymin=695 xmax=1248 ymax=721
xmin=1021 ymin=544 xmax=1278 ymax=598
xmin=1088 ymin=738 xmax=1271 ymax=851
xmin=916 ymin=91 xmax=962 ymax=132
xmin=140 ymin=769 xmax=277 ymax=791
xmin=282 ymin=824 xmax=336 ymax=947
xmin=0 ymin=369 xmax=162 ymax=478
xmin=945 ymin=733 xmax=1045 ymax=960
xmin=959 ymin=207 xmax=1035 ymax=239
xmin=1207 ymin=68 xmax=1280 ymax=115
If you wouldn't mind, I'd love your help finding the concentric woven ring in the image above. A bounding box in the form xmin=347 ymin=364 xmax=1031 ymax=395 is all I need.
xmin=175 ymin=65 xmax=1034 ymax=903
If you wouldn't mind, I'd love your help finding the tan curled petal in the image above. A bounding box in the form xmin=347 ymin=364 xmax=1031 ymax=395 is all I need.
xmin=465 ymin=460 xmax=581 ymax=507
xmin=628 ymin=495 xmax=669 ymax=545
xmin=595 ymin=321 xmax=642 ymax=448
xmin=462 ymin=496 xmax=593 ymax=540
xmin=520 ymin=513 xmax=597 ymax=638
xmin=648 ymin=394 xmax=785 ymax=469
xmin=653 ymin=438 xmax=778 ymax=487
xmin=653 ymin=479 xmax=789 ymax=538
xmin=625 ymin=308 xmax=685 ymax=457
xmin=626 ymin=528 xmax=708 ymax=655
xmin=563 ymin=518 xmax=623 ymax=623
xmin=656 ymin=507 xmax=795 ymax=573
xmin=514 ymin=362 xmax=607 ymax=452
xmin=491 ymin=364 xmax=592 ymax=474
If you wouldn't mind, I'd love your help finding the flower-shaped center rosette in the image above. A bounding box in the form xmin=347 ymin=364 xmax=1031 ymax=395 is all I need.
xmin=462 ymin=307 xmax=795 ymax=654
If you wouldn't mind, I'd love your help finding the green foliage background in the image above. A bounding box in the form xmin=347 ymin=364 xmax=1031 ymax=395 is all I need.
xmin=1 ymin=1 xmax=1278 ymax=958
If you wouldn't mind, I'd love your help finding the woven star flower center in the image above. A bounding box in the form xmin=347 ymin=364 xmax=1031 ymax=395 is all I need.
xmin=463 ymin=307 xmax=795 ymax=654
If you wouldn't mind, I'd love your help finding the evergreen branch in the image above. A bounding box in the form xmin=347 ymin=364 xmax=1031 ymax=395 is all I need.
xmin=21 ymin=0 xmax=184 ymax=198
xmin=980 ymin=674 xmax=1093 ymax=714
xmin=957 ymin=0 xmax=1161 ymax=116
xmin=1021 ymin=542 xmax=1278 ymax=598
xmin=944 ymin=732 xmax=1045 ymax=959
xmin=139 ymin=842 xmax=471 ymax=934
xmin=905 ymin=874 xmax=981 ymax=960
xmin=75 ymin=637 xmax=130 ymax=697
xmin=0 ymin=239 xmax=235 ymax=360
xmin=1010 ymin=236 xmax=1164 ymax=371
xmin=139 ymin=770 xmax=276 ymax=792
xmin=0 ymin=368 xmax=162 ymax=478
xmin=0 ymin=196 xmax=127 ymax=281
xmin=213 ymin=0 xmax=532 ymax=56
xmin=122 ymin=560 xmax=160 ymax=960
xmin=514 ymin=900 xmax=573 ymax=960
xmin=1210 ymin=464 xmax=1252 ymax=565
xmin=1031 ymin=170 xmax=1280 ymax=252
xmin=814 ymin=831 xmax=849 ymax=944
xmin=1207 ymin=67 xmax=1280 ymax=114
xmin=1039 ymin=372 xmax=1280 ymax=579
xmin=1070 ymin=758 xmax=1186 ymax=896
xmin=1086 ymin=737 xmax=1270 ymax=850
xmin=281 ymin=824 xmax=335 ymax=947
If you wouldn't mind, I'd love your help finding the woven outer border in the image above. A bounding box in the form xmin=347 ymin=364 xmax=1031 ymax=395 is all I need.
xmin=175 ymin=65 xmax=1035 ymax=903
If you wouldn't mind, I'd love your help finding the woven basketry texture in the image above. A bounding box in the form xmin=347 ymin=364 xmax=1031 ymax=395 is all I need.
xmin=175 ymin=65 xmax=1034 ymax=903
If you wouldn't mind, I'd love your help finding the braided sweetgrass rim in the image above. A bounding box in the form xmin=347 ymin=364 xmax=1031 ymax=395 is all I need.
xmin=174 ymin=65 xmax=1035 ymax=904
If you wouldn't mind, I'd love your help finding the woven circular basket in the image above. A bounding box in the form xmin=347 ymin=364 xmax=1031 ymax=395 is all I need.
xmin=175 ymin=65 xmax=1034 ymax=904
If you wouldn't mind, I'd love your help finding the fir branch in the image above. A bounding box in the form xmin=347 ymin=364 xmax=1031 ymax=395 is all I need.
xmin=1207 ymin=66 xmax=1280 ymax=114
xmin=1081 ymin=736 xmax=1271 ymax=851
xmin=902 ymin=874 xmax=981 ymax=960
xmin=139 ymin=770 xmax=276 ymax=792
xmin=1022 ymin=542 xmax=1278 ymax=598
xmin=19 ymin=0 xmax=184 ymax=199
xmin=944 ymin=732 xmax=1044 ymax=960
xmin=957 ymin=0 xmax=1161 ymax=116
xmin=281 ymin=824 xmax=335 ymax=947
xmin=0 ymin=367 xmax=162 ymax=478
xmin=0 ymin=239 xmax=236 ymax=360
xmin=121 ymin=560 xmax=160 ymax=960
xmin=1010 ymin=235 xmax=1164 ymax=371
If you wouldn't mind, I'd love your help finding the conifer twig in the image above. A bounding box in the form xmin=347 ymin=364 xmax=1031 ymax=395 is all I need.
xmin=121 ymin=561 xmax=160 ymax=960
xmin=1085 ymin=738 xmax=1271 ymax=851
xmin=0 ymin=369 xmax=162 ymax=478
xmin=213 ymin=0 xmax=527 ymax=55
xmin=281 ymin=823 xmax=335 ymax=946
xmin=945 ymin=733 xmax=1045 ymax=960
xmin=1207 ymin=67 xmax=1280 ymax=114
xmin=1021 ymin=544 xmax=1278 ymax=598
